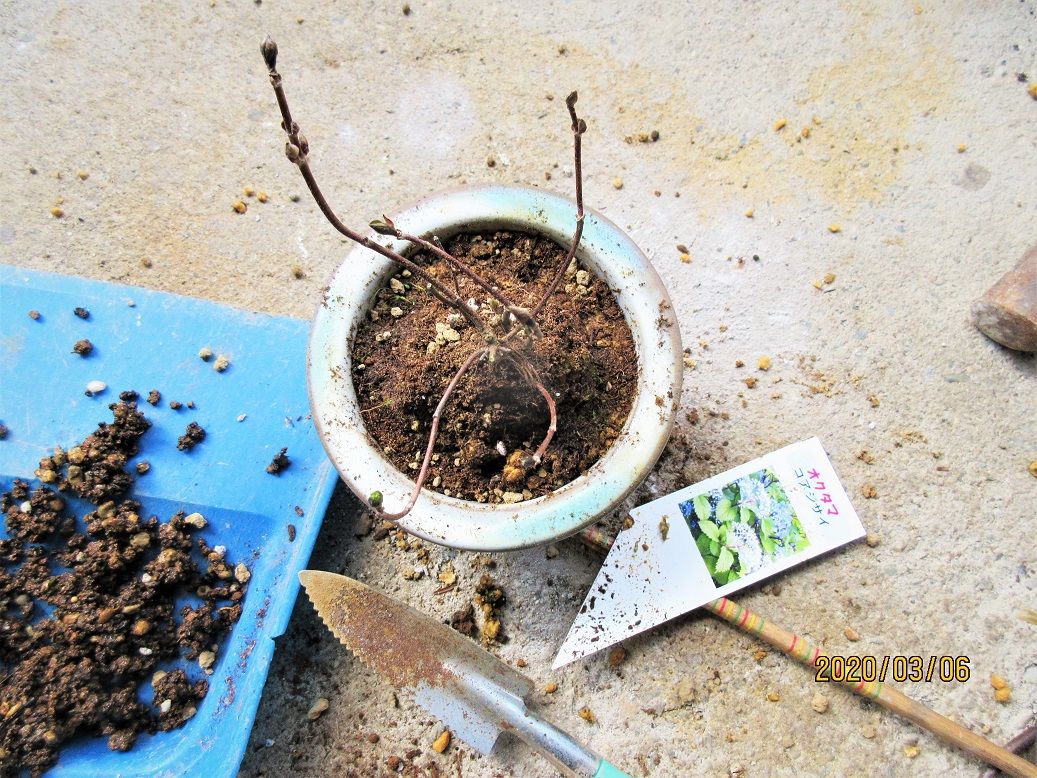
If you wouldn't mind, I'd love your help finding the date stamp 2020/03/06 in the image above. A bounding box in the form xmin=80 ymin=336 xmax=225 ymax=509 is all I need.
xmin=815 ymin=655 xmax=971 ymax=684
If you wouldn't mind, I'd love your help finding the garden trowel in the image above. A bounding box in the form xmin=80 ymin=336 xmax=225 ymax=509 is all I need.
xmin=299 ymin=570 xmax=630 ymax=778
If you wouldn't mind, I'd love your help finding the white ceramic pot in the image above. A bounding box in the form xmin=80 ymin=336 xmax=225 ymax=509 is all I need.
xmin=309 ymin=185 xmax=682 ymax=551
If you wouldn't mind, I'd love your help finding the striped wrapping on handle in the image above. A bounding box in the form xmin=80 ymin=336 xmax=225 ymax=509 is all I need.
xmin=703 ymin=597 xmax=883 ymax=700
xmin=577 ymin=526 xmax=1037 ymax=777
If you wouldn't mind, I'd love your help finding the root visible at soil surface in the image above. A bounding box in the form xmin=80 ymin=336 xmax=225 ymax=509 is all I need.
xmin=352 ymin=230 xmax=638 ymax=504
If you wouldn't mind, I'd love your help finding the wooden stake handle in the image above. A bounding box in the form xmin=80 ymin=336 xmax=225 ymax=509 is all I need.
xmin=703 ymin=598 xmax=1037 ymax=778
xmin=578 ymin=527 xmax=1037 ymax=778
xmin=877 ymin=687 xmax=1036 ymax=778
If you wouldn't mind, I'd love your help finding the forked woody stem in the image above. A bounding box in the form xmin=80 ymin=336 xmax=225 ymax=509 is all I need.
xmin=260 ymin=37 xmax=484 ymax=335
xmin=374 ymin=346 xmax=557 ymax=520
xmin=372 ymin=219 xmax=534 ymax=329
xmin=499 ymin=348 xmax=557 ymax=462
xmin=261 ymin=37 xmax=585 ymax=519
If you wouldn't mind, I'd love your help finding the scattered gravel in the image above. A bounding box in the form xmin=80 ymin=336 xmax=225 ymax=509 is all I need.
xmin=307 ymin=697 xmax=330 ymax=720
xmin=431 ymin=730 xmax=451 ymax=753
xmin=184 ymin=512 xmax=208 ymax=529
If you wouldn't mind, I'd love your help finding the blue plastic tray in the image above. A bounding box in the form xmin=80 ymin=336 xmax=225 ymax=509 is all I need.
xmin=0 ymin=266 xmax=337 ymax=777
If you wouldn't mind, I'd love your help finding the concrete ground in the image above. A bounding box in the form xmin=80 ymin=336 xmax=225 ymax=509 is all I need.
xmin=2 ymin=1 xmax=1035 ymax=776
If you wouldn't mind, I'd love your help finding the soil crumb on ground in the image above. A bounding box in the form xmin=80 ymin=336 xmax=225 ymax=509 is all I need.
xmin=351 ymin=230 xmax=637 ymax=503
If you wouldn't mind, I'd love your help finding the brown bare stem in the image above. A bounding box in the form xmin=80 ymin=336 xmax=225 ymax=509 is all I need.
xmin=261 ymin=37 xmax=485 ymax=335
xmin=395 ymin=230 xmax=533 ymax=326
xmin=979 ymin=725 xmax=1036 ymax=778
xmin=375 ymin=347 xmax=487 ymax=520
xmin=530 ymin=90 xmax=586 ymax=319
xmin=445 ymin=254 xmax=462 ymax=296
xmin=262 ymin=39 xmax=586 ymax=515
xmin=425 ymin=283 xmax=486 ymax=336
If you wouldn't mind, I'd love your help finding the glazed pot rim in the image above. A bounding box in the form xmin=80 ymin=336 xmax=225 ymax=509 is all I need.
xmin=308 ymin=184 xmax=682 ymax=551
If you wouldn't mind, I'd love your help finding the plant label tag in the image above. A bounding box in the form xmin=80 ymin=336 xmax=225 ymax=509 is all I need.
xmin=553 ymin=438 xmax=865 ymax=668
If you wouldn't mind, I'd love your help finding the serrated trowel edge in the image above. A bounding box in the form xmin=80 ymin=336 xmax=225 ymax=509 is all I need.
xmin=298 ymin=570 xmax=534 ymax=754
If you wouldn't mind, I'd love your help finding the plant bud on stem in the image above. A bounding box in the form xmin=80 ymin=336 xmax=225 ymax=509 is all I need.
xmin=261 ymin=36 xmax=278 ymax=71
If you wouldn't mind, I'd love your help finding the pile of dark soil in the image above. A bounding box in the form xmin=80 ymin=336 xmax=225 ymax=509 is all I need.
xmin=0 ymin=402 xmax=247 ymax=776
xmin=351 ymin=230 xmax=638 ymax=503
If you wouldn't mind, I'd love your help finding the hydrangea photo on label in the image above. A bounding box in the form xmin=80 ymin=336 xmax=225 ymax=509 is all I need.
xmin=679 ymin=467 xmax=810 ymax=587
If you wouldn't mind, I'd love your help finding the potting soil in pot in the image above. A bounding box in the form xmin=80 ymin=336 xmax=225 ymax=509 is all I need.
xmin=352 ymin=230 xmax=638 ymax=504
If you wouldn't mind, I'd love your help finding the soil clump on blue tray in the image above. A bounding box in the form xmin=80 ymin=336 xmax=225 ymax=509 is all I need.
xmin=0 ymin=401 xmax=247 ymax=776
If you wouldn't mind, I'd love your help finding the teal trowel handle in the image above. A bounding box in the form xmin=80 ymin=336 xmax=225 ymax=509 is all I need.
xmin=498 ymin=704 xmax=632 ymax=777
xmin=502 ymin=704 xmax=633 ymax=777
xmin=458 ymin=671 xmax=632 ymax=777
xmin=594 ymin=758 xmax=633 ymax=778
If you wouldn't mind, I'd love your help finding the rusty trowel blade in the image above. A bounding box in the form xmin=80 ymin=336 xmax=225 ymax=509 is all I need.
xmin=299 ymin=570 xmax=534 ymax=754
